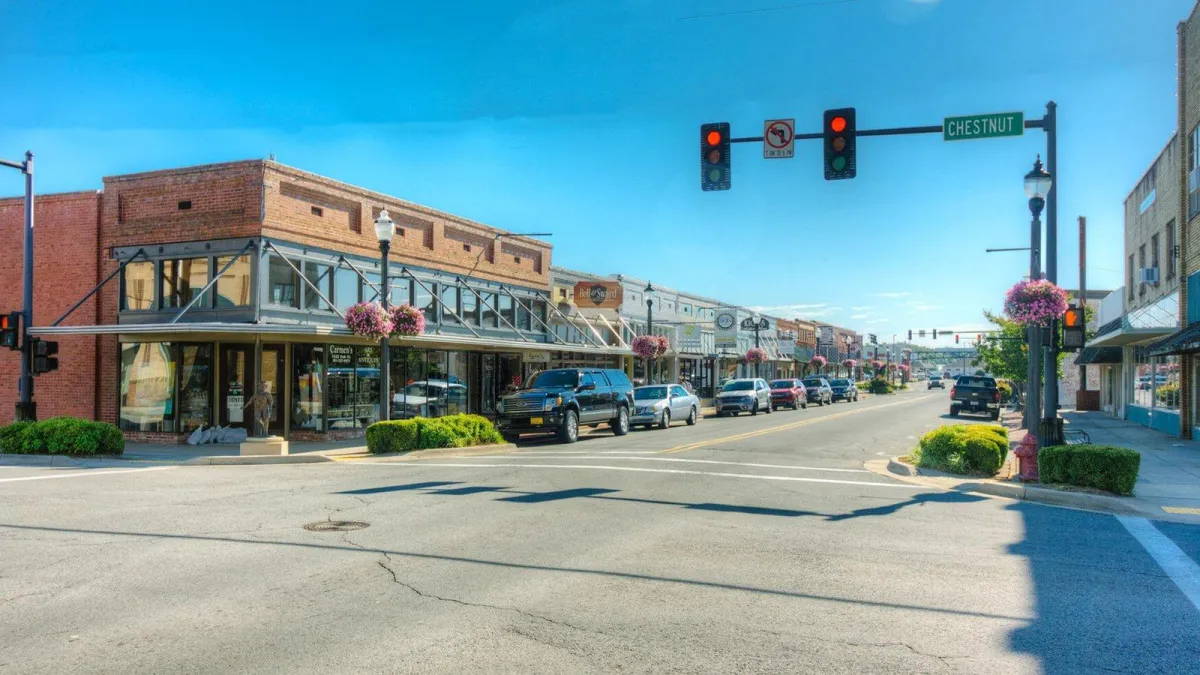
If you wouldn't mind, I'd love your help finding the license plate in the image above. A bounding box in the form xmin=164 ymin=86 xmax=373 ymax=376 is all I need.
xmin=530 ymin=417 xmax=543 ymax=425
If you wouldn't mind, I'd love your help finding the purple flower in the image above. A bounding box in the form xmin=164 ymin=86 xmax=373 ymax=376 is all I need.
xmin=344 ymin=302 xmax=392 ymax=341
xmin=390 ymin=304 xmax=426 ymax=337
xmin=633 ymin=335 xmax=666 ymax=358
xmin=1004 ymin=279 xmax=1069 ymax=326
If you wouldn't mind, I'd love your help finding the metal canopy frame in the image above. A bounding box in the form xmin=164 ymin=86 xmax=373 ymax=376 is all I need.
xmin=263 ymin=241 xmax=345 ymax=319
xmin=337 ymin=255 xmax=382 ymax=298
xmin=533 ymin=291 xmax=604 ymax=348
xmin=401 ymin=268 xmax=484 ymax=339
xmin=499 ymin=285 xmax=566 ymax=346
xmin=53 ymin=248 xmax=147 ymax=327
xmin=453 ymin=276 xmax=535 ymax=342
xmin=170 ymin=239 xmax=257 ymax=324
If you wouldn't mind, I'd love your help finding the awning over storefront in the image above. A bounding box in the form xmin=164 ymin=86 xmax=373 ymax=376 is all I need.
xmin=28 ymin=322 xmax=633 ymax=356
xmin=1074 ymin=346 xmax=1123 ymax=365
xmin=1146 ymin=322 xmax=1200 ymax=357
xmin=1086 ymin=291 xmax=1178 ymax=348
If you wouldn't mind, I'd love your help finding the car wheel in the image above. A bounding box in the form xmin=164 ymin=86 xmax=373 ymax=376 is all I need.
xmin=949 ymin=407 xmax=960 ymax=418
xmin=990 ymin=412 xmax=1000 ymax=421
xmin=751 ymin=401 xmax=759 ymax=416
xmin=765 ymin=401 xmax=772 ymax=414
xmin=687 ymin=407 xmax=697 ymax=425
xmin=658 ymin=409 xmax=671 ymax=430
xmin=801 ymin=402 xmax=807 ymax=409
xmin=612 ymin=406 xmax=630 ymax=436
xmin=502 ymin=432 xmax=520 ymax=444
xmin=557 ymin=410 xmax=579 ymax=444
xmin=818 ymin=399 xmax=824 ymax=406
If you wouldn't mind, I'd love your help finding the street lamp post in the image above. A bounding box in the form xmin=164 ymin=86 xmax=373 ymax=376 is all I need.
xmin=374 ymin=209 xmax=396 ymax=422
xmin=645 ymin=281 xmax=656 ymax=384
xmin=1 ymin=151 xmax=35 ymax=421
xmin=751 ymin=312 xmax=763 ymax=378
xmin=1024 ymin=156 xmax=1052 ymax=435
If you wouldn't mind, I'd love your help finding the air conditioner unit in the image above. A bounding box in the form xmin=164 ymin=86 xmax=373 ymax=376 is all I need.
xmin=1138 ymin=267 xmax=1160 ymax=285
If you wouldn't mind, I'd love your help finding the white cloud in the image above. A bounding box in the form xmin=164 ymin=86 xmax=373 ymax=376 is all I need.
xmin=905 ymin=302 xmax=941 ymax=312
xmin=873 ymin=292 xmax=911 ymax=299
xmin=851 ymin=306 xmax=874 ymax=312
xmin=866 ymin=318 xmax=890 ymax=324
xmin=850 ymin=313 xmax=868 ymax=319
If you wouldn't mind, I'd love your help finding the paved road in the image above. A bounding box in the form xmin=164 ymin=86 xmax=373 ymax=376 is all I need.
xmin=2 ymin=389 xmax=1198 ymax=673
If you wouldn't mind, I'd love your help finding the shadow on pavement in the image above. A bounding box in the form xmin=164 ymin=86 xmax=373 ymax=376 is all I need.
xmin=1006 ymin=502 xmax=1200 ymax=673
xmin=823 ymin=491 xmax=987 ymax=521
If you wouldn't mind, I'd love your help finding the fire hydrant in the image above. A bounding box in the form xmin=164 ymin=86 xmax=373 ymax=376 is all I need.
xmin=1014 ymin=433 xmax=1039 ymax=482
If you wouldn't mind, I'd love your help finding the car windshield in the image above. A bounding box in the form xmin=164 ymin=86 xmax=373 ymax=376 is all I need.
xmin=802 ymin=379 xmax=823 ymax=387
xmin=722 ymin=381 xmax=754 ymax=392
xmin=635 ymin=386 xmax=668 ymax=400
xmin=769 ymin=380 xmax=793 ymax=389
xmin=523 ymin=371 xmax=578 ymax=389
xmin=831 ymin=379 xmax=850 ymax=386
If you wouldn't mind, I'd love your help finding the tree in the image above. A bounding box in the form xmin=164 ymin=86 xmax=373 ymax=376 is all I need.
xmin=975 ymin=310 xmax=1072 ymax=389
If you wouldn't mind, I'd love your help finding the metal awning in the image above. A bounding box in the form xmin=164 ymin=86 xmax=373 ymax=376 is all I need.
xmin=28 ymin=322 xmax=633 ymax=355
xmin=1146 ymin=322 xmax=1200 ymax=357
xmin=1074 ymin=346 xmax=1123 ymax=365
xmin=1085 ymin=326 xmax=1174 ymax=347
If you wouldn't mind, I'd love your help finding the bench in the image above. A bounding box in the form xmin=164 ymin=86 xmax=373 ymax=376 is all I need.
xmin=1063 ymin=429 xmax=1091 ymax=446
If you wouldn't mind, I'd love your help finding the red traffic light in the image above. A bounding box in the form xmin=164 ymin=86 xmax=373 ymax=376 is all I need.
xmin=706 ymin=130 xmax=722 ymax=146
xmin=830 ymin=116 xmax=847 ymax=133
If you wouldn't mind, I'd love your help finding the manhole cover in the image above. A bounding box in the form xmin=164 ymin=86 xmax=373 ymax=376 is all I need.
xmin=303 ymin=520 xmax=369 ymax=532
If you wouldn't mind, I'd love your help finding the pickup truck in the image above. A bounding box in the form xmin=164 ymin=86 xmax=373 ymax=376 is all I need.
xmin=949 ymin=375 xmax=1001 ymax=421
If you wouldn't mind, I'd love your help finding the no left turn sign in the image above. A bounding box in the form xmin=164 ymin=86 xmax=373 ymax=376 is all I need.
xmin=763 ymin=119 xmax=795 ymax=159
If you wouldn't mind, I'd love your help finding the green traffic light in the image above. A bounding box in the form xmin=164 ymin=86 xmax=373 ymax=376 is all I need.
xmin=708 ymin=168 xmax=722 ymax=182
xmin=832 ymin=156 xmax=846 ymax=172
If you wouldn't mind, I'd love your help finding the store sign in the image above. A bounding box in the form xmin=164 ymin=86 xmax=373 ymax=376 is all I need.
xmin=525 ymin=351 xmax=551 ymax=364
xmin=679 ymin=324 xmax=704 ymax=352
xmin=820 ymin=326 xmax=834 ymax=344
xmin=777 ymin=340 xmax=795 ymax=357
xmin=574 ymin=281 xmax=623 ymax=309
xmin=715 ymin=310 xmax=738 ymax=349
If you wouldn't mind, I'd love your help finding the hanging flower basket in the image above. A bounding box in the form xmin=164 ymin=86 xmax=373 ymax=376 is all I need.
xmin=390 ymin=304 xmax=426 ymax=337
xmin=809 ymin=355 xmax=827 ymax=370
xmin=344 ymin=302 xmax=392 ymax=341
xmin=898 ymin=364 xmax=911 ymax=373
xmin=870 ymin=359 xmax=884 ymax=371
xmin=655 ymin=335 xmax=670 ymax=356
xmin=886 ymin=362 xmax=898 ymax=371
xmin=1004 ymin=279 xmax=1069 ymax=326
xmin=843 ymin=359 xmax=857 ymax=370
xmin=632 ymin=335 xmax=665 ymax=359
xmin=745 ymin=347 xmax=769 ymax=364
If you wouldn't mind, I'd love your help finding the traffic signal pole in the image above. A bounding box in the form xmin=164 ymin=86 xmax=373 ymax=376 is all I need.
xmin=0 ymin=151 xmax=35 ymax=421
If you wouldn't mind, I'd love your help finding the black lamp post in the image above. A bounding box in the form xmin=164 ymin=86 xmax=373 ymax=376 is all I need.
xmin=374 ymin=209 xmax=396 ymax=422
xmin=1024 ymin=156 xmax=1052 ymax=435
xmin=645 ymin=281 xmax=656 ymax=383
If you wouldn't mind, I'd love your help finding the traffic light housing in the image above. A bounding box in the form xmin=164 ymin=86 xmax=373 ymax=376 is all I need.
xmin=823 ymin=108 xmax=857 ymax=180
xmin=932 ymin=329 xmax=938 ymax=339
xmin=32 ymin=338 xmax=58 ymax=375
xmin=1 ymin=312 xmax=19 ymax=351
xmin=908 ymin=330 xmax=913 ymax=341
xmin=1063 ymin=305 xmax=1086 ymax=350
xmin=700 ymin=122 xmax=731 ymax=191
xmin=955 ymin=334 xmax=960 ymax=344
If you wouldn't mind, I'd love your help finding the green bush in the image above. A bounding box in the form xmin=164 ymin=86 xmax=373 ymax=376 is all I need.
xmin=0 ymin=418 xmax=124 ymax=456
xmin=1038 ymin=444 xmax=1141 ymax=495
xmin=864 ymin=378 xmax=893 ymax=395
xmin=915 ymin=423 xmax=1007 ymax=475
xmin=1156 ymin=383 xmax=1180 ymax=408
xmin=997 ymin=380 xmax=1013 ymax=403
xmin=366 ymin=414 xmax=504 ymax=454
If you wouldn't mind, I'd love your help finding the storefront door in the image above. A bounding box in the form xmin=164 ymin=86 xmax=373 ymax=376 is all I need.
xmin=219 ymin=344 xmax=284 ymax=435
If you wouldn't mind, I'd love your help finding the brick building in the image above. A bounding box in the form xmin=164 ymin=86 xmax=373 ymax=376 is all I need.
xmin=1 ymin=159 xmax=626 ymax=441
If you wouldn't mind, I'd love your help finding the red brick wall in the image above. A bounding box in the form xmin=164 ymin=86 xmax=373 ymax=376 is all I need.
xmin=0 ymin=191 xmax=102 ymax=424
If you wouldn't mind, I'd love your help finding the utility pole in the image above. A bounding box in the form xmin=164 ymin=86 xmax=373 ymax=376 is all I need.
xmin=1078 ymin=216 xmax=1087 ymax=391
xmin=1042 ymin=101 xmax=1060 ymax=443
xmin=0 ymin=151 xmax=35 ymax=421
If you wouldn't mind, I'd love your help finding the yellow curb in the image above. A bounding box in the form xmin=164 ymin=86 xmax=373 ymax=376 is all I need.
xmin=1162 ymin=506 xmax=1200 ymax=515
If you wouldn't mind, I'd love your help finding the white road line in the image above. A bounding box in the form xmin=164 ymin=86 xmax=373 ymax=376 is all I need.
xmin=510 ymin=451 xmax=659 ymax=456
xmin=354 ymin=461 xmax=923 ymax=489
xmin=449 ymin=456 xmax=869 ymax=473
xmin=1117 ymin=516 xmax=1200 ymax=614
xmin=0 ymin=466 xmax=173 ymax=483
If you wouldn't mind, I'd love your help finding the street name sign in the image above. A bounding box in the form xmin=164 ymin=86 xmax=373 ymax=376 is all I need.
xmin=943 ymin=112 xmax=1024 ymax=142
xmin=763 ymin=119 xmax=795 ymax=158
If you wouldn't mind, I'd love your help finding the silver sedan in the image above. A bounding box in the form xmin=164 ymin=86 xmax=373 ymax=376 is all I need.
xmin=631 ymin=384 xmax=701 ymax=429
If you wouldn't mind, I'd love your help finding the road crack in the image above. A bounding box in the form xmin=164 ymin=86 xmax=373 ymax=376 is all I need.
xmin=764 ymin=629 xmax=968 ymax=668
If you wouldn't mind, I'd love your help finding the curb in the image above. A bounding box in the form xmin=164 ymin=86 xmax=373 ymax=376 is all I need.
xmin=183 ymin=455 xmax=334 ymax=466
xmin=871 ymin=457 xmax=1146 ymax=518
xmin=0 ymin=454 xmax=90 ymax=467
xmin=343 ymin=443 xmax=521 ymax=462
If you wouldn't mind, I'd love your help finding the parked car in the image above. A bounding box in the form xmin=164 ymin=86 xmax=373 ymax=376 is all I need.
xmin=495 ymin=368 xmax=634 ymax=443
xmin=715 ymin=378 xmax=773 ymax=416
xmin=829 ymin=378 xmax=859 ymax=402
xmin=769 ymin=378 xmax=807 ymax=410
xmin=928 ymin=375 xmax=945 ymax=390
xmin=631 ymin=384 xmax=701 ymax=429
xmin=801 ymin=377 xmax=833 ymax=406
xmin=950 ymin=375 xmax=1001 ymax=421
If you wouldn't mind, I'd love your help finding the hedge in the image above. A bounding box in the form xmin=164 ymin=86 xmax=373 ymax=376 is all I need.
xmin=366 ymin=414 xmax=504 ymax=454
xmin=0 ymin=418 xmax=124 ymax=456
xmin=914 ymin=423 xmax=1008 ymax=475
xmin=862 ymin=378 xmax=893 ymax=395
xmin=1038 ymin=444 xmax=1141 ymax=496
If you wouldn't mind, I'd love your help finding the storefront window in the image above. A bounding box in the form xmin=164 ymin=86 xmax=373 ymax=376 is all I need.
xmin=120 ymin=342 xmax=176 ymax=432
xmin=293 ymin=344 xmax=325 ymax=431
xmin=356 ymin=346 xmax=381 ymax=427
xmin=326 ymin=344 xmax=357 ymax=430
xmin=215 ymin=255 xmax=251 ymax=307
xmin=1157 ymin=355 xmax=1182 ymax=411
xmin=269 ymin=255 xmax=299 ymax=308
xmin=499 ymin=294 xmax=514 ymax=329
xmin=531 ymin=299 xmax=547 ymax=332
xmin=363 ymin=272 xmax=381 ymax=303
xmin=441 ymin=285 xmax=460 ymax=324
xmin=161 ymin=258 xmax=209 ymax=310
xmin=303 ymin=262 xmax=333 ymax=311
xmin=417 ymin=282 xmax=437 ymax=324
xmin=334 ymin=267 xmax=358 ymax=312
xmin=482 ymin=292 xmax=499 ymax=328
xmin=516 ymin=300 xmax=531 ymax=331
xmin=1132 ymin=349 xmax=1155 ymax=408
xmin=461 ymin=288 xmax=478 ymax=325
xmin=176 ymin=344 xmax=212 ymax=432
xmin=122 ymin=261 xmax=155 ymax=311
xmin=446 ymin=351 xmax=469 ymax=415
xmin=391 ymin=278 xmax=411 ymax=307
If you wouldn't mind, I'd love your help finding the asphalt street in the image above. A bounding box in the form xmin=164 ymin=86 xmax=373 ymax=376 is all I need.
xmin=2 ymin=388 xmax=1198 ymax=674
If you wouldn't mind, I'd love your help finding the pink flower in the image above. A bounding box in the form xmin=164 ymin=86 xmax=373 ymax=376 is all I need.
xmin=809 ymin=355 xmax=827 ymax=368
xmin=745 ymin=347 xmax=769 ymax=364
xmin=344 ymin=302 xmax=392 ymax=341
xmin=1004 ymin=279 xmax=1068 ymax=326
xmin=843 ymin=359 xmax=857 ymax=369
xmin=389 ymin=304 xmax=426 ymax=337
xmin=633 ymin=335 xmax=666 ymax=358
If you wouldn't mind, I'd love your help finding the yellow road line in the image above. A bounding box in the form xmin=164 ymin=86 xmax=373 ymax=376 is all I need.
xmin=663 ymin=396 xmax=929 ymax=454
xmin=1162 ymin=506 xmax=1200 ymax=515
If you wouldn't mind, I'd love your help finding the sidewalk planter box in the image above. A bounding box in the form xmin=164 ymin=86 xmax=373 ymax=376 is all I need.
xmin=366 ymin=414 xmax=504 ymax=453
xmin=1038 ymin=445 xmax=1141 ymax=496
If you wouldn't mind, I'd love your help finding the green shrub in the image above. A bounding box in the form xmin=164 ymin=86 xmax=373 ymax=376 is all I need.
xmin=1156 ymin=383 xmax=1180 ymax=408
xmin=997 ymin=380 xmax=1014 ymax=403
xmin=865 ymin=378 xmax=893 ymax=395
xmin=1038 ymin=444 xmax=1141 ymax=495
xmin=915 ymin=423 xmax=1006 ymax=475
xmin=0 ymin=418 xmax=124 ymax=456
xmin=366 ymin=414 xmax=503 ymax=453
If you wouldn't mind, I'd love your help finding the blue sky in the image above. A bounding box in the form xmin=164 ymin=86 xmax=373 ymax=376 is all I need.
xmin=0 ymin=0 xmax=1192 ymax=345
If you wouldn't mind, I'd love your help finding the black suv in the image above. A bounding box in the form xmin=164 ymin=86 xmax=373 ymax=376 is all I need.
xmin=496 ymin=368 xmax=634 ymax=444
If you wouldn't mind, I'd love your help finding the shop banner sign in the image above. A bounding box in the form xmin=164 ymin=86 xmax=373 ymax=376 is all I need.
xmin=679 ymin=324 xmax=704 ymax=352
xmin=574 ymin=281 xmax=623 ymax=309
xmin=715 ymin=310 xmax=738 ymax=349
